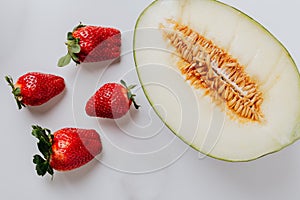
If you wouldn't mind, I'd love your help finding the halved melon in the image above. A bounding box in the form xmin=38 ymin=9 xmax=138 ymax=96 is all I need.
xmin=133 ymin=0 xmax=300 ymax=161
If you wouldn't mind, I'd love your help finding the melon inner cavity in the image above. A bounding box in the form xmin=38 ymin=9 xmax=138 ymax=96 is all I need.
xmin=160 ymin=19 xmax=264 ymax=122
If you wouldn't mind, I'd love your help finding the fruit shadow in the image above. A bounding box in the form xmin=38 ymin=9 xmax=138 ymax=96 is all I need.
xmin=79 ymin=58 xmax=121 ymax=73
xmin=50 ymin=153 xmax=104 ymax=184
xmin=27 ymin=89 xmax=67 ymax=114
xmin=95 ymin=108 xmax=140 ymax=131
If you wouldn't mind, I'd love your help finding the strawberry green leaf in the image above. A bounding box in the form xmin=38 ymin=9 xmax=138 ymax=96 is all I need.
xmin=32 ymin=125 xmax=54 ymax=177
xmin=67 ymin=32 xmax=75 ymax=41
xmin=37 ymin=140 xmax=52 ymax=158
xmin=58 ymin=24 xmax=83 ymax=67
xmin=5 ymin=75 xmax=26 ymax=109
xmin=120 ymin=80 xmax=141 ymax=109
xmin=33 ymin=155 xmax=51 ymax=177
xmin=127 ymin=84 xmax=137 ymax=90
xmin=67 ymin=38 xmax=81 ymax=63
xmin=70 ymin=43 xmax=81 ymax=54
xmin=5 ymin=75 xmax=14 ymax=89
xmin=47 ymin=167 xmax=54 ymax=177
xmin=32 ymin=125 xmax=50 ymax=140
xmin=33 ymin=154 xmax=44 ymax=164
xmin=120 ymin=80 xmax=127 ymax=88
xmin=70 ymin=53 xmax=80 ymax=64
xmin=58 ymin=54 xmax=72 ymax=67
xmin=33 ymin=155 xmax=46 ymax=176
xmin=14 ymin=87 xmax=21 ymax=96
xmin=73 ymin=22 xmax=86 ymax=32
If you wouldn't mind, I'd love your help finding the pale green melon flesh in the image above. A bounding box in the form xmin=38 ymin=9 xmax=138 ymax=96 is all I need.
xmin=134 ymin=0 xmax=300 ymax=161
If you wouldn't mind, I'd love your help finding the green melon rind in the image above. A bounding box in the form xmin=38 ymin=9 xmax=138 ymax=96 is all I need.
xmin=133 ymin=0 xmax=300 ymax=162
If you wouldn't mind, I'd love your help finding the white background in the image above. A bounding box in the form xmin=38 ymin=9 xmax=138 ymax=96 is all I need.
xmin=0 ymin=0 xmax=300 ymax=199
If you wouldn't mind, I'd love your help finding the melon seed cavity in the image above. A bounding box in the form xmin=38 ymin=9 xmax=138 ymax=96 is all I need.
xmin=160 ymin=19 xmax=264 ymax=122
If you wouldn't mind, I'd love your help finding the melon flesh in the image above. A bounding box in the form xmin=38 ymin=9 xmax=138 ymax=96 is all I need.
xmin=133 ymin=0 xmax=300 ymax=161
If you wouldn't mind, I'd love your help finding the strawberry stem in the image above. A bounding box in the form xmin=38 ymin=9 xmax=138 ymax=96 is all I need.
xmin=120 ymin=80 xmax=140 ymax=109
xmin=31 ymin=125 xmax=54 ymax=177
xmin=73 ymin=22 xmax=86 ymax=32
xmin=5 ymin=75 xmax=25 ymax=109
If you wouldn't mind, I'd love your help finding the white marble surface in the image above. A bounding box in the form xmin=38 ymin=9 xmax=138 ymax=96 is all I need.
xmin=0 ymin=0 xmax=300 ymax=199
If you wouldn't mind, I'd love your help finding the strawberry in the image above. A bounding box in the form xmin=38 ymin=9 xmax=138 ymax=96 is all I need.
xmin=5 ymin=72 xmax=65 ymax=109
xmin=85 ymin=80 xmax=140 ymax=119
xmin=32 ymin=125 xmax=102 ymax=177
xmin=58 ymin=23 xmax=121 ymax=67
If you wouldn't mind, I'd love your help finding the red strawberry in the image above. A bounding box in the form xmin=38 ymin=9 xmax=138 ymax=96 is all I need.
xmin=85 ymin=80 xmax=140 ymax=119
xmin=5 ymin=72 xmax=65 ymax=109
xmin=32 ymin=125 xmax=102 ymax=177
xmin=58 ymin=23 xmax=121 ymax=67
